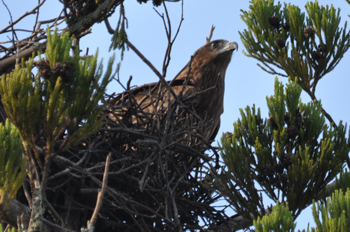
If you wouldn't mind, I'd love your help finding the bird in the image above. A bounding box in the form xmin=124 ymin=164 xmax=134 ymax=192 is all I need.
xmin=108 ymin=39 xmax=238 ymax=142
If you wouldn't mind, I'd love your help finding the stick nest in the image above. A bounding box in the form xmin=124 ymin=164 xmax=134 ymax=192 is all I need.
xmin=18 ymin=82 xmax=229 ymax=231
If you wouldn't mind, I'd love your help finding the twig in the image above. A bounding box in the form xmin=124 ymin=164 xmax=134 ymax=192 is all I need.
xmin=105 ymin=18 xmax=184 ymax=106
xmin=172 ymin=0 xmax=184 ymax=44
xmin=154 ymin=0 xmax=184 ymax=78
xmin=125 ymin=39 xmax=163 ymax=79
xmin=84 ymin=153 xmax=111 ymax=231
xmin=0 ymin=41 xmax=46 ymax=74
xmin=1 ymin=0 xmax=20 ymax=66
xmin=0 ymin=0 xmax=46 ymax=34
xmin=33 ymin=0 xmax=41 ymax=33
xmin=206 ymin=25 xmax=215 ymax=44
xmin=22 ymin=181 xmax=32 ymax=209
xmin=127 ymin=75 xmax=133 ymax=90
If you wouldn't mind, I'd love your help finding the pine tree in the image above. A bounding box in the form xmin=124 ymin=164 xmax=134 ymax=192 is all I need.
xmin=0 ymin=28 xmax=114 ymax=232
xmin=205 ymin=0 xmax=350 ymax=230
xmin=1 ymin=0 xmax=350 ymax=231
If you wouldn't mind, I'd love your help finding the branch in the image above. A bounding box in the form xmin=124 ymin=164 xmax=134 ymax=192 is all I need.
xmin=66 ymin=0 xmax=122 ymax=36
xmin=104 ymin=18 xmax=187 ymax=110
xmin=206 ymin=25 xmax=215 ymax=44
xmin=154 ymin=0 xmax=184 ymax=78
xmin=125 ymin=40 xmax=163 ymax=80
xmin=0 ymin=41 xmax=43 ymax=75
xmin=85 ymin=153 xmax=111 ymax=231
xmin=0 ymin=0 xmax=46 ymax=34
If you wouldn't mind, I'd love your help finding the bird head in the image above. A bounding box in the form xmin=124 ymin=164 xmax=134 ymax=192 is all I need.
xmin=174 ymin=39 xmax=238 ymax=87
xmin=194 ymin=40 xmax=238 ymax=67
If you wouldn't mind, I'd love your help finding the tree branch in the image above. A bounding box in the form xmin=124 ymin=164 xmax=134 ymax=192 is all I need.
xmin=206 ymin=25 xmax=215 ymax=44
xmin=0 ymin=0 xmax=47 ymax=34
xmin=89 ymin=153 xmax=111 ymax=229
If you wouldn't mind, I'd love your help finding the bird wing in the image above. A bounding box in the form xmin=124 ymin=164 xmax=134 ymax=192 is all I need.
xmin=107 ymin=79 xmax=198 ymax=125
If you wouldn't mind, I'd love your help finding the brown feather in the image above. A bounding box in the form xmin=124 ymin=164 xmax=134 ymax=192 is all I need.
xmin=108 ymin=39 xmax=237 ymax=141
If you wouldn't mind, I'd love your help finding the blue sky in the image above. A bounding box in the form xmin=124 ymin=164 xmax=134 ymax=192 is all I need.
xmin=1 ymin=0 xmax=350 ymax=230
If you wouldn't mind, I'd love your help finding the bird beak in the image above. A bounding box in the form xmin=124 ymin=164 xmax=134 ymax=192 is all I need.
xmin=229 ymin=42 xmax=238 ymax=51
xmin=220 ymin=41 xmax=238 ymax=53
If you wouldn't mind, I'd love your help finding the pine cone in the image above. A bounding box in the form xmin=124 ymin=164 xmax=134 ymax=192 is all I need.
xmin=282 ymin=22 xmax=290 ymax=31
xmin=52 ymin=62 xmax=74 ymax=83
xmin=287 ymin=125 xmax=299 ymax=140
xmin=35 ymin=59 xmax=51 ymax=79
xmin=61 ymin=61 xmax=74 ymax=83
xmin=275 ymin=37 xmax=285 ymax=48
xmin=311 ymin=51 xmax=320 ymax=61
xmin=269 ymin=15 xmax=281 ymax=29
xmin=268 ymin=116 xmax=278 ymax=130
xmin=318 ymin=44 xmax=327 ymax=53
xmin=304 ymin=26 xmax=315 ymax=37
xmin=284 ymin=112 xmax=290 ymax=122
xmin=52 ymin=62 xmax=64 ymax=74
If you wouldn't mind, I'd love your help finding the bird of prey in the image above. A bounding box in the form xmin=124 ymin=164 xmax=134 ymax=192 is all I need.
xmin=108 ymin=39 xmax=238 ymax=142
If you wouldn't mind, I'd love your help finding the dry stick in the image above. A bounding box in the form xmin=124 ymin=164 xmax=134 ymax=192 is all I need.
xmin=154 ymin=0 xmax=184 ymax=78
xmin=104 ymin=19 xmax=186 ymax=110
xmin=206 ymin=25 xmax=215 ymax=44
xmin=155 ymin=1 xmax=184 ymax=146
xmin=86 ymin=153 xmax=111 ymax=231
xmin=1 ymin=0 xmax=20 ymax=67
xmin=33 ymin=0 xmax=41 ymax=33
xmin=0 ymin=0 xmax=46 ymax=34
xmin=126 ymin=40 xmax=186 ymax=105
xmin=0 ymin=26 xmax=90 ymax=75
xmin=42 ymin=197 xmax=64 ymax=226
xmin=35 ymin=15 xmax=65 ymax=32
xmin=0 ymin=0 xmax=109 ymax=69
xmin=0 ymin=41 xmax=45 ymax=73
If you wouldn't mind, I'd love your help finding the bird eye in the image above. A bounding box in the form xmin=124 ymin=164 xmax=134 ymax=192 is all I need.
xmin=211 ymin=41 xmax=219 ymax=48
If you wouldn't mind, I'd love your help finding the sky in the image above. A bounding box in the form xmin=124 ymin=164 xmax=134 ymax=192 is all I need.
xmin=1 ymin=0 xmax=350 ymax=231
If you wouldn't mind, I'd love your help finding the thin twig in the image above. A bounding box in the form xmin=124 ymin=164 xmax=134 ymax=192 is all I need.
xmin=33 ymin=0 xmax=41 ymax=33
xmin=87 ymin=153 xmax=111 ymax=230
xmin=0 ymin=0 xmax=46 ymax=34
xmin=206 ymin=25 xmax=215 ymax=44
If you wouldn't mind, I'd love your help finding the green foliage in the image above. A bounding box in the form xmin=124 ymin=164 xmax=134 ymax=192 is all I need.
xmin=254 ymin=201 xmax=296 ymax=232
xmin=0 ymin=119 xmax=27 ymax=210
xmin=312 ymin=189 xmax=350 ymax=232
xmin=0 ymin=28 xmax=115 ymax=153
xmin=253 ymin=189 xmax=350 ymax=232
xmin=239 ymin=0 xmax=350 ymax=92
xmin=0 ymin=224 xmax=20 ymax=232
xmin=329 ymin=170 xmax=350 ymax=196
xmin=110 ymin=3 xmax=128 ymax=60
xmin=205 ymin=78 xmax=349 ymax=221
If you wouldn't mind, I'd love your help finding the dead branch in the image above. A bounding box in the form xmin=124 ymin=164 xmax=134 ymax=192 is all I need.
xmin=206 ymin=25 xmax=215 ymax=44
xmin=0 ymin=0 xmax=47 ymax=34
xmin=83 ymin=153 xmax=111 ymax=232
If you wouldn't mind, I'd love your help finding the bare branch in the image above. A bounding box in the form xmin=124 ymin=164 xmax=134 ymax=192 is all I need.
xmin=33 ymin=0 xmax=41 ymax=33
xmin=0 ymin=0 xmax=46 ymax=34
xmin=206 ymin=25 xmax=215 ymax=44
xmin=84 ymin=153 xmax=111 ymax=232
